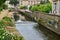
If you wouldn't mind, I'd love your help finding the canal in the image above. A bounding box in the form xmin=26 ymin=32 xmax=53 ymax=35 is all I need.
xmin=15 ymin=20 xmax=60 ymax=40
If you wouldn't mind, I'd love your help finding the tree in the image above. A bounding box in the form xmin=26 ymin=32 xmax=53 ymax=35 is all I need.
xmin=38 ymin=3 xmax=52 ymax=13
xmin=29 ymin=3 xmax=52 ymax=13
xmin=0 ymin=0 xmax=6 ymax=11
xmin=0 ymin=0 xmax=6 ymax=6
xmin=9 ymin=0 xmax=19 ymax=6
xmin=29 ymin=5 xmax=38 ymax=12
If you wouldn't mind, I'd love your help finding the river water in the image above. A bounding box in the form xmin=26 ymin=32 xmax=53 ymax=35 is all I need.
xmin=15 ymin=20 xmax=60 ymax=40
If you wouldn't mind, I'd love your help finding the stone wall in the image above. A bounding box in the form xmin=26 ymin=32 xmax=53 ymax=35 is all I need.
xmin=22 ymin=11 xmax=60 ymax=35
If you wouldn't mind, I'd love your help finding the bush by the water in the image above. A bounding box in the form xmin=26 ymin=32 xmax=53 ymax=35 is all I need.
xmin=2 ymin=16 xmax=14 ymax=27
xmin=0 ymin=20 xmax=13 ymax=40
xmin=0 ymin=16 xmax=23 ymax=40
xmin=29 ymin=3 xmax=52 ymax=13
xmin=0 ymin=29 xmax=13 ymax=40
xmin=14 ymin=13 xmax=19 ymax=21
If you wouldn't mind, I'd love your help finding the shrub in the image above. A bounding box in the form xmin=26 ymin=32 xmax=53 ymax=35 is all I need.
xmin=29 ymin=5 xmax=38 ymax=12
xmin=0 ymin=7 xmax=3 ymax=12
xmin=19 ymin=6 xmax=27 ymax=9
xmin=8 ymin=8 xmax=13 ymax=12
xmin=3 ymin=16 xmax=12 ymax=22
xmin=38 ymin=3 xmax=52 ymax=13
xmin=0 ymin=0 xmax=6 ymax=12
xmin=0 ymin=20 xmax=4 ymax=28
xmin=29 ymin=3 xmax=52 ymax=13
xmin=12 ymin=34 xmax=23 ymax=40
xmin=0 ymin=16 xmax=23 ymax=40
xmin=38 ymin=18 xmax=43 ymax=23
xmin=2 ymin=4 xmax=8 ymax=9
xmin=0 ymin=4 xmax=8 ymax=12
xmin=14 ymin=13 xmax=19 ymax=21
xmin=0 ymin=22 xmax=13 ymax=40
xmin=9 ymin=0 xmax=19 ymax=6
xmin=2 ymin=16 xmax=14 ymax=26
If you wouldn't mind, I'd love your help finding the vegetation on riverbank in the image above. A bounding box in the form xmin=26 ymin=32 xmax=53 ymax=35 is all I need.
xmin=19 ymin=6 xmax=27 ymax=9
xmin=0 ymin=0 xmax=24 ymax=39
xmin=0 ymin=16 xmax=24 ymax=40
xmin=0 ymin=0 xmax=8 ymax=12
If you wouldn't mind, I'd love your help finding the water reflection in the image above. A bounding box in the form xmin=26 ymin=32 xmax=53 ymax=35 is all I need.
xmin=34 ymin=25 xmax=60 ymax=40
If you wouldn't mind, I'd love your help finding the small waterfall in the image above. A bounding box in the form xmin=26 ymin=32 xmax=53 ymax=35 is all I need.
xmin=17 ymin=20 xmax=22 ymax=22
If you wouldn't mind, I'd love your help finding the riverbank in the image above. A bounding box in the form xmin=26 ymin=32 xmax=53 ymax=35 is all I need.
xmin=5 ymin=26 xmax=24 ymax=40
xmin=0 ymin=10 xmax=24 ymax=40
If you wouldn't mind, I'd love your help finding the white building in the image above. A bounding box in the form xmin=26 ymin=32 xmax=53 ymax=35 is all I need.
xmin=19 ymin=0 xmax=40 ymax=6
xmin=5 ymin=0 xmax=14 ymax=8
xmin=52 ymin=0 xmax=60 ymax=15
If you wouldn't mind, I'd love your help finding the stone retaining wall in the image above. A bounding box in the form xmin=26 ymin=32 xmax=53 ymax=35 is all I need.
xmin=20 ymin=11 xmax=60 ymax=35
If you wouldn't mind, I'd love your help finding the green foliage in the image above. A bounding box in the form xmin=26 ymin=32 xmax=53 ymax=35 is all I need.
xmin=9 ymin=0 xmax=19 ymax=6
xmin=38 ymin=3 xmax=52 ymax=13
xmin=0 ymin=21 xmax=4 ymax=28
xmin=0 ymin=16 xmax=14 ymax=27
xmin=2 ymin=4 xmax=8 ymax=9
xmin=0 ymin=21 xmax=13 ymax=40
xmin=0 ymin=0 xmax=6 ymax=11
xmin=0 ymin=4 xmax=8 ymax=11
xmin=19 ymin=36 xmax=24 ymax=40
xmin=3 ymin=33 xmax=12 ymax=40
xmin=29 ymin=5 xmax=38 ymax=12
xmin=29 ymin=3 xmax=52 ymax=13
xmin=0 ymin=7 xmax=3 ymax=11
xmin=3 ymin=16 xmax=12 ymax=22
xmin=0 ymin=0 xmax=6 ymax=6
xmin=19 ymin=6 xmax=27 ymax=9
xmin=37 ymin=18 xmax=43 ymax=24
xmin=0 ymin=16 xmax=23 ymax=40
xmin=2 ymin=16 xmax=14 ymax=26
xmin=13 ymin=35 xmax=18 ymax=40
xmin=14 ymin=13 xmax=19 ymax=21
xmin=8 ymin=8 xmax=13 ymax=12
xmin=0 ymin=27 xmax=13 ymax=40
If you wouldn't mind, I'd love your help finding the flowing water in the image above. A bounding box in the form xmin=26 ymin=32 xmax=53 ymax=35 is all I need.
xmin=15 ymin=20 xmax=60 ymax=40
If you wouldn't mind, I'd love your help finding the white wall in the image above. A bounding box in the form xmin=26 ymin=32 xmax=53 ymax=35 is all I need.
xmin=5 ymin=1 xmax=14 ymax=8
xmin=57 ymin=1 xmax=60 ymax=15
xmin=19 ymin=0 xmax=40 ymax=6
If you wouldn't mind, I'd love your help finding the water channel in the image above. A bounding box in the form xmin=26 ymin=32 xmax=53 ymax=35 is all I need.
xmin=15 ymin=20 xmax=60 ymax=40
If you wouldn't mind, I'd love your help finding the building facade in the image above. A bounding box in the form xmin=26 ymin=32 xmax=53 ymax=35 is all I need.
xmin=52 ymin=0 xmax=60 ymax=15
xmin=49 ymin=0 xmax=52 ymax=3
xmin=19 ymin=0 xmax=40 ymax=6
